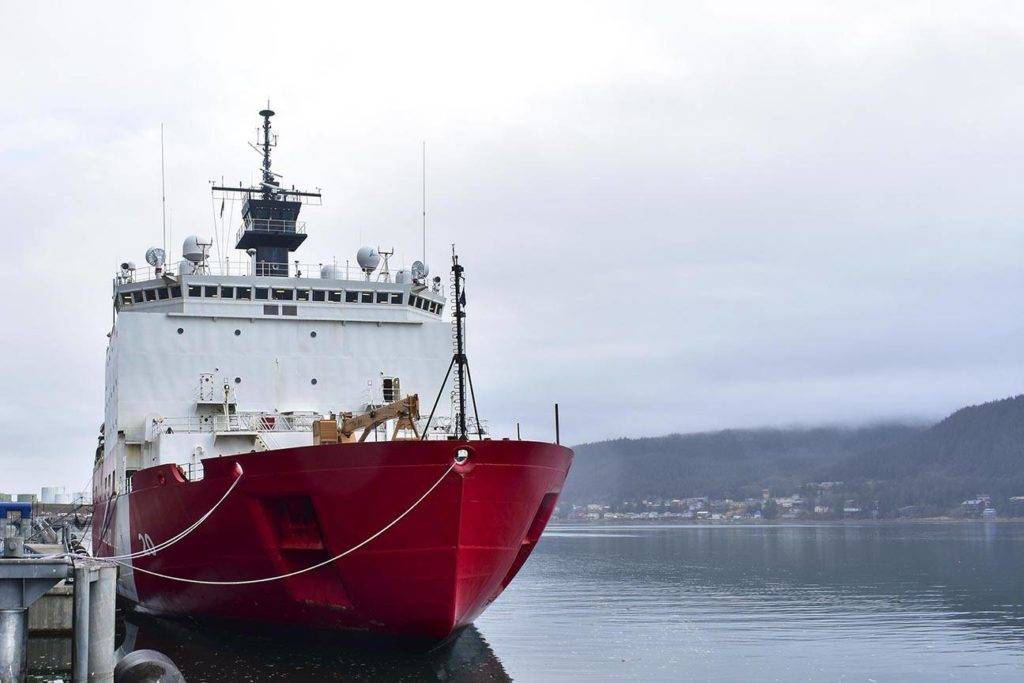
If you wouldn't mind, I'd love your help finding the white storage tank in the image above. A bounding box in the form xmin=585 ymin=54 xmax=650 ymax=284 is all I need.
xmin=40 ymin=486 xmax=66 ymax=504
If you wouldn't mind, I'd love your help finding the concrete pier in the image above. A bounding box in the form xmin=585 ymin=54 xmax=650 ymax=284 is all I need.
xmin=0 ymin=558 xmax=67 ymax=682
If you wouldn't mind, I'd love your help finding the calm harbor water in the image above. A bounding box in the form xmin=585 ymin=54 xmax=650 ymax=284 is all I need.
xmin=31 ymin=522 xmax=1024 ymax=681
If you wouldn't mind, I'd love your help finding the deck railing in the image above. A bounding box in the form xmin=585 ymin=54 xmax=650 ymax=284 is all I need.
xmin=158 ymin=413 xmax=319 ymax=434
xmin=114 ymin=260 xmax=377 ymax=284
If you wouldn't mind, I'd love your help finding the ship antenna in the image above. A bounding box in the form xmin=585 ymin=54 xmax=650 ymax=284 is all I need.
xmin=422 ymin=141 xmax=426 ymax=264
xmin=161 ymin=123 xmax=167 ymax=258
xmin=257 ymin=103 xmax=277 ymax=200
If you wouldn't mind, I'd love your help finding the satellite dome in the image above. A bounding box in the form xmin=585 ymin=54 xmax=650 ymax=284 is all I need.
xmin=356 ymin=247 xmax=381 ymax=274
xmin=145 ymin=247 xmax=166 ymax=267
xmin=178 ymin=259 xmax=196 ymax=275
xmin=320 ymin=264 xmax=342 ymax=279
xmin=411 ymin=260 xmax=429 ymax=281
xmin=394 ymin=269 xmax=409 ymax=284
xmin=182 ymin=236 xmax=210 ymax=264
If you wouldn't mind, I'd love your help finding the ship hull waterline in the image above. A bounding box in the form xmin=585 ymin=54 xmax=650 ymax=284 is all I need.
xmin=92 ymin=439 xmax=572 ymax=640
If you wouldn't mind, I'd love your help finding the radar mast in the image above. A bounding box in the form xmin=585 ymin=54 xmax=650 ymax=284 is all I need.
xmin=212 ymin=106 xmax=322 ymax=276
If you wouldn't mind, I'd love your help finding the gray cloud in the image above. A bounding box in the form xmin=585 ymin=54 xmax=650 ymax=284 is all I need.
xmin=0 ymin=1 xmax=1021 ymax=492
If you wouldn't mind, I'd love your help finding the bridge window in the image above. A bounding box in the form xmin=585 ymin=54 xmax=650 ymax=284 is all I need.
xmin=376 ymin=291 xmax=390 ymax=304
xmin=345 ymin=291 xmax=358 ymax=303
xmin=236 ymin=287 xmax=251 ymax=300
xmin=328 ymin=291 xmax=343 ymax=302
xmin=390 ymin=292 xmax=403 ymax=304
xmin=312 ymin=290 xmax=326 ymax=302
xmin=255 ymin=288 xmax=269 ymax=300
xmin=360 ymin=291 xmax=373 ymax=304
xmin=221 ymin=286 xmax=235 ymax=299
xmin=132 ymin=291 xmax=145 ymax=304
xmin=157 ymin=288 xmax=169 ymax=300
xmin=272 ymin=288 xmax=293 ymax=301
xmin=204 ymin=286 xmax=219 ymax=298
xmin=296 ymin=289 xmax=310 ymax=301
xmin=120 ymin=293 xmax=134 ymax=306
xmin=188 ymin=285 xmax=202 ymax=297
xmin=170 ymin=286 xmax=181 ymax=298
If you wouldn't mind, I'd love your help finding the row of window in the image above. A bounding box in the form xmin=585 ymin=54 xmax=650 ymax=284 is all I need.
xmin=119 ymin=284 xmax=444 ymax=315
xmin=120 ymin=285 xmax=183 ymax=305
xmin=408 ymin=294 xmax=442 ymax=314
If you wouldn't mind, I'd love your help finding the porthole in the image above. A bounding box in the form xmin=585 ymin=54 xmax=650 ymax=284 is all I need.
xmin=234 ymin=377 xmax=241 ymax=384
xmin=310 ymin=378 xmax=318 ymax=385
xmin=234 ymin=329 xmax=241 ymax=336
xmin=310 ymin=331 xmax=317 ymax=338
xmin=176 ymin=328 xmax=184 ymax=335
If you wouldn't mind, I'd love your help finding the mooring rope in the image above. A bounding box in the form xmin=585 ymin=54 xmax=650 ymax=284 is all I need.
xmin=30 ymin=464 xmax=245 ymax=562
xmin=98 ymin=465 xmax=245 ymax=561
xmin=106 ymin=461 xmax=456 ymax=586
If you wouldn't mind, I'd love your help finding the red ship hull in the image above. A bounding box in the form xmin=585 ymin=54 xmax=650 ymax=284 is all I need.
xmin=93 ymin=440 xmax=571 ymax=639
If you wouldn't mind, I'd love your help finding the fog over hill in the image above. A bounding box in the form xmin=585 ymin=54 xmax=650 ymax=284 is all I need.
xmin=563 ymin=395 xmax=1024 ymax=510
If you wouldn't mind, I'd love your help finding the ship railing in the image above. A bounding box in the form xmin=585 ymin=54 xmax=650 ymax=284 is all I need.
xmin=158 ymin=413 xmax=319 ymax=435
xmin=182 ymin=462 xmax=205 ymax=482
xmin=236 ymin=218 xmax=307 ymax=243
xmin=114 ymin=260 xmax=411 ymax=284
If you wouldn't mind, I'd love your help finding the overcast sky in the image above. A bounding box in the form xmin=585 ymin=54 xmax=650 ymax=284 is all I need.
xmin=1 ymin=1 xmax=1021 ymax=493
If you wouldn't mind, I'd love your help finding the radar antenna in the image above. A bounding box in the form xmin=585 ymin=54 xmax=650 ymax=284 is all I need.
xmin=252 ymin=104 xmax=279 ymax=200
xmin=212 ymin=106 xmax=322 ymax=277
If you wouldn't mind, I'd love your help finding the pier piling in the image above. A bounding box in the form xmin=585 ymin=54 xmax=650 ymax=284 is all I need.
xmin=0 ymin=558 xmax=68 ymax=682
xmin=87 ymin=565 xmax=116 ymax=682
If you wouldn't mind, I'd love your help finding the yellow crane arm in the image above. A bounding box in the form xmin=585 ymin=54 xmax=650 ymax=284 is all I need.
xmin=339 ymin=394 xmax=421 ymax=442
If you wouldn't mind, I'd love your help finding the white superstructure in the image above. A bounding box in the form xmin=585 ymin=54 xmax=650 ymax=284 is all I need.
xmin=93 ymin=109 xmax=453 ymax=506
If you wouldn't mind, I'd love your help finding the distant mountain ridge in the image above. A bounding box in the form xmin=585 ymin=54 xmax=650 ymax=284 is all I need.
xmin=563 ymin=395 xmax=1023 ymax=510
xmin=828 ymin=395 xmax=1024 ymax=506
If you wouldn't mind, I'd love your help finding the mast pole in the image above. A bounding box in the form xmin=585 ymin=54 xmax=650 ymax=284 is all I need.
xmin=453 ymin=249 xmax=468 ymax=440
xmin=259 ymin=104 xmax=275 ymax=200
xmin=422 ymin=141 xmax=426 ymax=264
xmin=161 ymin=123 xmax=167 ymax=259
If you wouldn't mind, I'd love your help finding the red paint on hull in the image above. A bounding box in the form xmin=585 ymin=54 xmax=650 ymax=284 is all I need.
xmin=93 ymin=440 xmax=571 ymax=639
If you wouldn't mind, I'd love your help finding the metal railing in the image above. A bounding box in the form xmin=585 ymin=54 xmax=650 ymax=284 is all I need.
xmin=158 ymin=412 xmax=319 ymax=434
xmin=182 ymin=462 xmax=205 ymax=482
xmin=114 ymin=260 xmax=386 ymax=284
xmin=236 ymin=218 xmax=307 ymax=244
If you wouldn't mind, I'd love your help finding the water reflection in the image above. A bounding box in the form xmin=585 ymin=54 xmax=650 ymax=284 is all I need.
xmin=119 ymin=613 xmax=510 ymax=682
xmin=29 ymin=523 xmax=1024 ymax=681
xmin=477 ymin=522 xmax=1024 ymax=681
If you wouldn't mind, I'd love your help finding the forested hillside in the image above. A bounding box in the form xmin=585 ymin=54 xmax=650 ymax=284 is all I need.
xmin=562 ymin=423 xmax=921 ymax=504
xmin=828 ymin=395 xmax=1024 ymax=508
xmin=563 ymin=395 xmax=1024 ymax=512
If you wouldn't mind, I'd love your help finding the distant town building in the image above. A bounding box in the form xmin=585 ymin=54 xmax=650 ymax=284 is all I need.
xmin=15 ymin=494 xmax=37 ymax=503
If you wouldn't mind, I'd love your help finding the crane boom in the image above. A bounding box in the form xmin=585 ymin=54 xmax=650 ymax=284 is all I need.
xmin=339 ymin=395 xmax=421 ymax=442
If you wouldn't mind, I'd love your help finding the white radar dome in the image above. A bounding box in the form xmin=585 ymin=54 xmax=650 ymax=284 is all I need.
xmin=320 ymin=264 xmax=342 ymax=279
xmin=411 ymin=260 xmax=429 ymax=281
xmin=182 ymin=235 xmax=210 ymax=264
xmin=356 ymin=246 xmax=381 ymax=274
xmin=394 ymin=269 xmax=409 ymax=284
